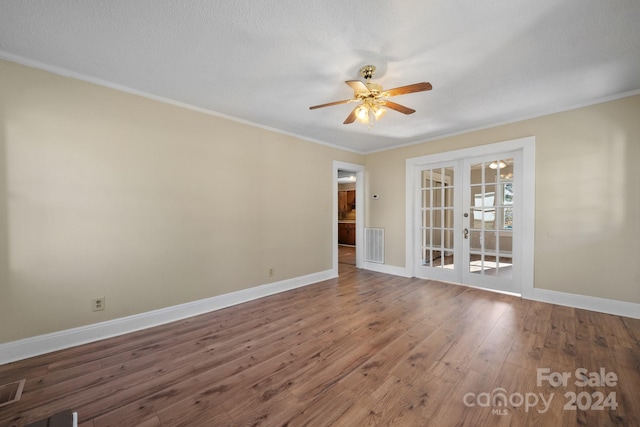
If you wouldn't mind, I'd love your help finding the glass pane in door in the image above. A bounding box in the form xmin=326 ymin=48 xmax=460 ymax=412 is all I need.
xmin=420 ymin=167 xmax=455 ymax=270
xmin=467 ymin=158 xmax=514 ymax=278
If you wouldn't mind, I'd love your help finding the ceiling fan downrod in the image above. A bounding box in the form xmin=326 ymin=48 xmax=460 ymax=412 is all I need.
xmin=359 ymin=65 xmax=376 ymax=80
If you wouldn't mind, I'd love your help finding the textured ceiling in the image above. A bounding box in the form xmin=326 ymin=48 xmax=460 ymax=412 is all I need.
xmin=1 ymin=0 xmax=639 ymax=153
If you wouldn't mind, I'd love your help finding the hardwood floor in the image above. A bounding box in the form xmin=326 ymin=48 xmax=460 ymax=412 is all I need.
xmin=338 ymin=245 xmax=355 ymax=266
xmin=1 ymin=264 xmax=639 ymax=426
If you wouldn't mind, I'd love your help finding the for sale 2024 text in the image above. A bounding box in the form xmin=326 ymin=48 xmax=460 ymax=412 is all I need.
xmin=537 ymin=367 xmax=618 ymax=411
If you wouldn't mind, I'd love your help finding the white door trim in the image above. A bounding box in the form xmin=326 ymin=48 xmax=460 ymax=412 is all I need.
xmin=405 ymin=136 xmax=536 ymax=296
xmin=333 ymin=161 xmax=365 ymax=275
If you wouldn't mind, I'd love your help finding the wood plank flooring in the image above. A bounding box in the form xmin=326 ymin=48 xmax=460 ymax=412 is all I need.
xmin=337 ymin=245 xmax=355 ymax=266
xmin=1 ymin=263 xmax=639 ymax=426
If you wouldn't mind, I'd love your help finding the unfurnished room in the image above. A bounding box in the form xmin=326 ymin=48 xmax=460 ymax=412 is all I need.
xmin=0 ymin=1 xmax=639 ymax=426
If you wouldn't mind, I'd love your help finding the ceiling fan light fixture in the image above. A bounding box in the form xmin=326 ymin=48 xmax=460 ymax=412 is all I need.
xmin=372 ymin=105 xmax=386 ymax=121
xmin=355 ymin=104 xmax=370 ymax=123
xmin=489 ymin=160 xmax=507 ymax=170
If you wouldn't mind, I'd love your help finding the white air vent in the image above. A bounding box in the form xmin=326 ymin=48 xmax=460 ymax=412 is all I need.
xmin=364 ymin=228 xmax=384 ymax=263
xmin=0 ymin=379 xmax=25 ymax=408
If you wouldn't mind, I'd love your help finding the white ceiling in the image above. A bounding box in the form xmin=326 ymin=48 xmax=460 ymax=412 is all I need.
xmin=1 ymin=1 xmax=639 ymax=153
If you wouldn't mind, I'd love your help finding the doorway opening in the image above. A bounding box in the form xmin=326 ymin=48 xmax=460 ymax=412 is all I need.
xmin=333 ymin=161 xmax=364 ymax=275
xmin=338 ymin=170 xmax=357 ymax=266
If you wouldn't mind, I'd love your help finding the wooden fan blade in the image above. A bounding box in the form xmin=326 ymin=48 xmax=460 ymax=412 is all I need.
xmin=309 ymin=99 xmax=352 ymax=110
xmin=383 ymin=100 xmax=416 ymax=115
xmin=343 ymin=107 xmax=357 ymax=124
xmin=345 ymin=80 xmax=368 ymax=93
xmin=384 ymin=82 xmax=432 ymax=97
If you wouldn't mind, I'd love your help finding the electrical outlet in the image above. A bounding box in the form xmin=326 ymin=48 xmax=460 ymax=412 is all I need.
xmin=92 ymin=297 xmax=105 ymax=312
xmin=268 ymin=268 xmax=274 ymax=277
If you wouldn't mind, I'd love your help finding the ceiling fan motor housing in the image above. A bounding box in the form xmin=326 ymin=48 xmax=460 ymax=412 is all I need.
xmin=354 ymin=82 xmax=383 ymax=100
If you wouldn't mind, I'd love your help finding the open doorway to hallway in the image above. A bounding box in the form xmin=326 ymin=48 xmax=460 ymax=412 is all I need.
xmin=338 ymin=169 xmax=357 ymax=266
xmin=333 ymin=161 xmax=364 ymax=274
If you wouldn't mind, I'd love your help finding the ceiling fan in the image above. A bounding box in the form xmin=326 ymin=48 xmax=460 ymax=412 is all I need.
xmin=309 ymin=65 xmax=432 ymax=125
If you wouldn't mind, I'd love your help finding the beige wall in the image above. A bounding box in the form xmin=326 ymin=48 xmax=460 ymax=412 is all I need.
xmin=2 ymin=58 xmax=638 ymax=344
xmin=366 ymin=94 xmax=640 ymax=304
xmin=0 ymin=60 xmax=363 ymax=342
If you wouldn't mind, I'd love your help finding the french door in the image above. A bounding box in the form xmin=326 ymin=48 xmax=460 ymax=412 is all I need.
xmin=415 ymin=150 xmax=522 ymax=294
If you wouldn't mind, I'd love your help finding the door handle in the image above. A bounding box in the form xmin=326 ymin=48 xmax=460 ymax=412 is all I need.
xmin=464 ymin=228 xmax=469 ymax=239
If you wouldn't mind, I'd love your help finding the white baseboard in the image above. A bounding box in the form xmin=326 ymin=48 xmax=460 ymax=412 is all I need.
xmin=360 ymin=263 xmax=640 ymax=320
xmin=362 ymin=262 xmax=640 ymax=319
xmin=523 ymin=287 xmax=640 ymax=319
xmin=0 ymin=269 xmax=336 ymax=365
xmin=361 ymin=261 xmax=412 ymax=278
